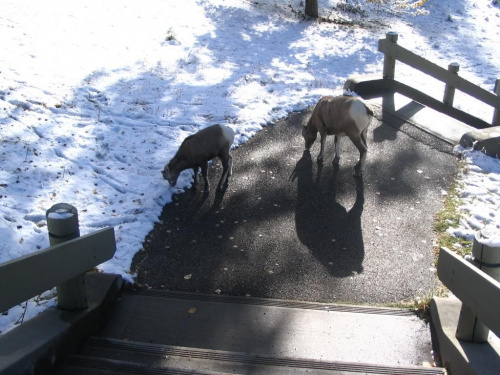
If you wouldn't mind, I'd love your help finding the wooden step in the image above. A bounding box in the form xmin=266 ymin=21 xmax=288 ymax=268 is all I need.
xmin=96 ymin=290 xmax=434 ymax=366
xmin=62 ymin=336 xmax=445 ymax=375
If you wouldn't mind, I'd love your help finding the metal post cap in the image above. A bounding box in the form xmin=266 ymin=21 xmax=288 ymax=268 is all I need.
xmin=46 ymin=203 xmax=79 ymax=238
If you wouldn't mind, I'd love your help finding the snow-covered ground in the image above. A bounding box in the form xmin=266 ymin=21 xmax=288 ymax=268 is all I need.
xmin=1 ymin=0 xmax=499 ymax=335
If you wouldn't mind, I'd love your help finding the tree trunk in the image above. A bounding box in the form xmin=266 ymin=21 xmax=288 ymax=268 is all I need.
xmin=305 ymin=0 xmax=319 ymax=18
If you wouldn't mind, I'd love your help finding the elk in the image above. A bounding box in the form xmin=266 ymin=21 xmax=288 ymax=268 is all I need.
xmin=302 ymin=95 xmax=373 ymax=176
xmin=162 ymin=124 xmax=235 ymax=192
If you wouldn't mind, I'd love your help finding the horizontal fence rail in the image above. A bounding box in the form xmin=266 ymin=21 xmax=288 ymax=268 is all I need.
xmin=0 ymin=226 xmax=116 ymax=313
xmin=353 ymin=78 xmax=493 ymax=129
xmin=437 ymin=247 xmax=500 ymax=339
xmin=354 ymin=31 xmax=500 ymax=129
xmin=378 ymin=38 xmax=500 ymax=112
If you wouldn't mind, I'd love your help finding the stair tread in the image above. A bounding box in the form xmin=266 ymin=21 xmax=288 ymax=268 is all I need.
xmin=95 ymin=290 xmax=434 ymax=368
xmin=68 ymin=336 xmax=445 ymax=375
xmin=65 ymin=354 xmax=235 ymax=375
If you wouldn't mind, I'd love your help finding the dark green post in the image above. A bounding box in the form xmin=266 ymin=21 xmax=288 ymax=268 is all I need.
xmin=46 ymin=203 xmax=88 ymax=310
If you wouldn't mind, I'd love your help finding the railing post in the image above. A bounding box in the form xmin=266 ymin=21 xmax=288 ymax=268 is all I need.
xmin=443 ymin=63 xmax=460 ymax=106
xmin=46 ymin=203 xmax=88 ymax=310
xmin=456 ymin=230 xmax=500 ymax=342
xmin=381 ymin=32 xmax=398 ymax=118
xmin=493 ymin=78 xmax=500 ymax=126
xmin=382 ymin=31 xmax=398 ymax=79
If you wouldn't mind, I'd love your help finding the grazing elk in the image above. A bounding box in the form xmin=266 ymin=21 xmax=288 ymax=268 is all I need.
xmin=302 ymin=95 xmax=373 ymax=176
xmin=162 ymin=124 xmax=235 ymax=192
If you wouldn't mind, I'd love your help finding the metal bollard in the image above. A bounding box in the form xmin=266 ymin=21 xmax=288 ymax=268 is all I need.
xmin=46 ymin=203 xmax=88 ymax=310
xmin=456 ymin=230 xmax=500 ymax=342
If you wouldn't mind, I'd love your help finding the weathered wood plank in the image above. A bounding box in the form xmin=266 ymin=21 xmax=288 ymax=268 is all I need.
xmin=378 ymin=39 xmax=500 ymax=110
xmin=0 ymin=227 xmax=116 ymax=313
xmin=437 ymin=247 xmax=500 ymax=337
xmin=353 ymin=79 xmax=492 ymax=129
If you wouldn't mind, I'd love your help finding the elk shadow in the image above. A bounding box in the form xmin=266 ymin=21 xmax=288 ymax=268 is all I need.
xmin=292 ymin=150 xmax=365 ymax=277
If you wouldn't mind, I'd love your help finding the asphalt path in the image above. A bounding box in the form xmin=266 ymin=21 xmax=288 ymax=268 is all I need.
xmin=132 ymin=106 xmax=457 ymax=305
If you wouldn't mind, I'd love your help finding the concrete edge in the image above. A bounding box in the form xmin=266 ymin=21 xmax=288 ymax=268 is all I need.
xmin=430 ymin=297 xmax=500 ymax=375
xmin=459 ymin=126 xmax=500 ymax=158
xmin=0 ymin=272 xmax=123 ymax=375
xmin=344 ymin=73 xmax=382 ymax=92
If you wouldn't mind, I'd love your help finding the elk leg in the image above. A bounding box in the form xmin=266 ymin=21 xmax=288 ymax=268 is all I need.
xmin=217 ymin=155 xmax=232 ymax=190
xmin=192 ymin=167 xmax=200 ymax=187
xmin=201 ymin=163 xmax=210 ymax=192
xmin=352 ymin=129 xmax=368 ymax=176
xmin=333 ymin=135 xmax=341 ymax=165
xmin=317 ymin=132 xmax=326 ymax=163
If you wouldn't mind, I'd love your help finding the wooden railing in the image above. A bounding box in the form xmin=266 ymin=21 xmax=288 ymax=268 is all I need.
xmin=347 ymin=32 xmax=500 ymax=129
xmin=437 ymin=246 xmax=500 ymax=342
xmin=0 ymin=203 xmax=116 ymax=314
xmin=433 ymin=242 xmax=500 ymax=375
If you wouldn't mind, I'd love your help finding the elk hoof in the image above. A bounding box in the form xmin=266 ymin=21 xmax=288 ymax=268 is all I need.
xmin=333 ymin=157 xmax=340 ymax=165
xmin=217 ymin=183 xmax=228 ymax=191
xmin=354 ymin=161 xmax=365 ymax=177
xmin=353 ymin=167 xmax=364 ymax=177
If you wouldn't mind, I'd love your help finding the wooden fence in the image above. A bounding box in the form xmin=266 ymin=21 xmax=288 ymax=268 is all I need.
xmin=433 ymin=239 xmax=500 ymax=375
xmin=437 ymin=247 xmax=500 ymax=342
xmin=347 ymin=31 xmax=500 ymax=129
xmin=0 ymin=203 xmax=116 ymax=314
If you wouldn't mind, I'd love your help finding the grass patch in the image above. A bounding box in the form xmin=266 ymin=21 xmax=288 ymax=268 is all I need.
xmin=433 ymin=160 xmax=473 ymax=258
xmin=386 ymin=286 xmax=449 ymax=321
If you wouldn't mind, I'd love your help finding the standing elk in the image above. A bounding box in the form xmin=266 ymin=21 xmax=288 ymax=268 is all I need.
xmin=302 ymin=95 xmax=373 ymax=176
xmin=162 ymin=124 xmax=235 ymax=192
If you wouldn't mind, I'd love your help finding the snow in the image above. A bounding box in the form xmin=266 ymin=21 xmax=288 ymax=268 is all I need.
xmin=450 ymin=145 xmax=500 ymax=246
xmin=47 ymin=210 xmax=75 ymax=220
xmin=1 ymin=0 xmax=500 ymax=335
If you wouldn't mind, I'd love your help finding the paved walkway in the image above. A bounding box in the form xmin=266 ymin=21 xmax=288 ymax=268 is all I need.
xmin=132 ymin=104 xmax=457 ymax=305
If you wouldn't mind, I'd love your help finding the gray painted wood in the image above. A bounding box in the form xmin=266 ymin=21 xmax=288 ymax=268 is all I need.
xmin=437 ymin=247 xmax=500 ymax=338
xmin=382 ymin=32 xmax=398 ymax=79
xmin=378 ymin=38 xmax=500 ymax=111
xmin=456 ymin=303 xmax=491 ymax=343
xmin=46 ymin=203 xmax=80 ymax=241
xmin=456 ymin=234 xmax=500 ymax=342
xmin=354 ymin=78 xmax=492 ymax=129
xmin=443 ymin=63 xmax=460 ymax=106
xmin=493 ymin=79 xmax=500 ymax=126
xmin=46 ymin=203 xmax=87 ymax=310
xmin=0 ymin=227 xmax=116 ymax=313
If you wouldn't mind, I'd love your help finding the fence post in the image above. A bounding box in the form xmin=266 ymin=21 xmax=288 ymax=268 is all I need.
xmin=46 ymin=203 xmax=88 ymax=310
xmin=443 ymin=63 xmax=460 ymax=106
xmin=382 ymin=31 xmax=398 ymax=79
xmin=381 ymin=32 xmax=398 ymax=117
xmin=456 ymin=230 xmax=500 ymax=342
xmin=493 ymin=78 xmax=500 ymax=126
